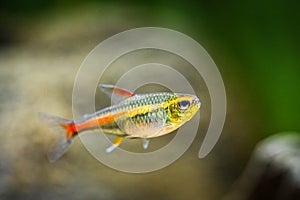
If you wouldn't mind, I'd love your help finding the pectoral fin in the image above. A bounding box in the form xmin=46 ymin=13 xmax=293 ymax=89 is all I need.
xmin=142 ymin=138 xmax=149 ymax=149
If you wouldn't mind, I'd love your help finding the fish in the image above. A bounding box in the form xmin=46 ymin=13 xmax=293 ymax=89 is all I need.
xmin=39 ymin=84 xmax=201 ymax=162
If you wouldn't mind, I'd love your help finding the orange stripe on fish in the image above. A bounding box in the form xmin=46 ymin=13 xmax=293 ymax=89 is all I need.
xmin=75 ymin=113 xmax=124 ymax=132
xmin=75 ymin=106 xmax=158 ymax=132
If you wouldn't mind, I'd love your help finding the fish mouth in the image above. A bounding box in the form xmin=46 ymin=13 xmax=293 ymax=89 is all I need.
xmin=192 ymin=98 xmax=201 ymax=108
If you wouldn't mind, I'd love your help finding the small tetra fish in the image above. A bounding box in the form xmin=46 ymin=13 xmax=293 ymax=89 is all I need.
xmin=39 ymin=84 xmax=201 ymax=162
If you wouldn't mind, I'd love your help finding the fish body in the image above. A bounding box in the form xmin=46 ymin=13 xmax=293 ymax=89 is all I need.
xmin=40 ymin=84 xmax=201 ymax=162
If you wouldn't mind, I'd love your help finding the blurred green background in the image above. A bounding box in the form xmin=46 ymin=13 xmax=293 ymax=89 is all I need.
xmin=0 ymin=0 xmax=299 ymax=200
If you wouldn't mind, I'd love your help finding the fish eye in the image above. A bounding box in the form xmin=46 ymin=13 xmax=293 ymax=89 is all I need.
xmin=178 ymin=100 xmax=190 ymax=110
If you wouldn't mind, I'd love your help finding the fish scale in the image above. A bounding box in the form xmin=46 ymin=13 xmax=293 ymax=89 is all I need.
xmin=110 ymin=93 xmax=172 ymax=138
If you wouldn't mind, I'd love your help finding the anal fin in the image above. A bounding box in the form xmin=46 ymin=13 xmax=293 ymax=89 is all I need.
xmin=106 ymin=136 xmax=124 ymax=153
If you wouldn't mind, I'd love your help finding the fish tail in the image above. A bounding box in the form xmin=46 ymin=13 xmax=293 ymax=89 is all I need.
xmin=38 ymin=112 xmax=77 ymax=162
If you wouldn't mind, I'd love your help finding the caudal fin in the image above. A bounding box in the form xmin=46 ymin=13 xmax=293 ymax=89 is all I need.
xmin=38 ymin=112 xmax=76 ymax=162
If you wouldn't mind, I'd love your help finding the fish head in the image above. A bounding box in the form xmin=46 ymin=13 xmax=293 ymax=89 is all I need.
xmin=166 ymin=94 xmax=201 ymax=125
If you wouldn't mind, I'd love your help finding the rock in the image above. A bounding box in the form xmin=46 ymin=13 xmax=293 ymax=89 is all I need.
xmin=224 ymin=132 xmax=300 ymax=200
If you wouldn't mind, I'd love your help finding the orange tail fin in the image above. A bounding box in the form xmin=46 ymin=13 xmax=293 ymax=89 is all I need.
xmin=38 ymin=112 xmax=77 ymax=162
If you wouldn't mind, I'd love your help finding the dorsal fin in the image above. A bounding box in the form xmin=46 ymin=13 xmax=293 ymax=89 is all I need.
xmin=99 ymin=84 xmax=134 ymax=104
